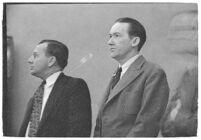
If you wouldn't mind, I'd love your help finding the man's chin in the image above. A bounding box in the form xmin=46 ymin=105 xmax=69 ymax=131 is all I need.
xmin=30 ymin=73 xmax=40 ymax=79
xmin=110 ymin=52 xmax=116 ymax=58
xmin=29 ymin=71 xmax=42 ymax=79
xmin=29 ymin=70 xmax=36 ymax=75
xmin=110 ymin=53 xmax=118 ymax=59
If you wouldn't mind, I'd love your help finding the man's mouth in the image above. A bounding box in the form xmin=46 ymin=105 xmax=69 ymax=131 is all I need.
xmin=110 ymin=48 xmax=116 ymax=52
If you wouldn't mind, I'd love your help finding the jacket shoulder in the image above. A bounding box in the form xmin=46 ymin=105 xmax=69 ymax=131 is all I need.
xmin=60 ymin=74 xmax=89 ymax=91
xmin=62 ymin=74 xmax=87 ymax=84
xmin=143 ymin=60 xmax=166 ymax=76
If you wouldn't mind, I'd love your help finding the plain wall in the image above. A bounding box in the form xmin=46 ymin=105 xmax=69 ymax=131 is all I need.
xmin=6 ymin=3 xmax=197 ymax=136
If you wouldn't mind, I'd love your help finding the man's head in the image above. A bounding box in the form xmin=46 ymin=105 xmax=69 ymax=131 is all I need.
xmin=28 ymin=40 xmax=69 ymax=79
xmin=108 ymin=17 xmax=146 ymax=64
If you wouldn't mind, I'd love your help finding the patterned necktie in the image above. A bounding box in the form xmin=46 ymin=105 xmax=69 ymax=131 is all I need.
xmin=111 ymin=67 xmax=122 ymax=89
xmin=28 ymin=80 xmax=46 ymax=137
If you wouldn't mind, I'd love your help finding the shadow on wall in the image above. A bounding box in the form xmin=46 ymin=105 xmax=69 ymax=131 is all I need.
xmin=160 ymin=10 xmax=198 ymax=137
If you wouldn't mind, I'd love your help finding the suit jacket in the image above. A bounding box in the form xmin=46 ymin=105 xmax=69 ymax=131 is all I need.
xmin=94 ymin=55 xmax=169 ymax=137
xmin=18 ymin=73 xmax=92 ymax=137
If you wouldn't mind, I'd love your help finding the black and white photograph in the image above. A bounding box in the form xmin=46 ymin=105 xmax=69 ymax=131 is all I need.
xmin=2 ymin=1 xmax=198 ymax=137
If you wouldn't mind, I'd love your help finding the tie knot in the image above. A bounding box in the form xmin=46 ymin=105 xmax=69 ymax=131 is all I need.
xmin=111 ymin=67 xmax=122 ymax=89
xmin=42 ymin=80 xmax=46 ymax=85
xmin=113 ymin=67 xmax=122 ymax=77
xmin=118 ymin=67 xmax=122 ymax=72
xmin=117 ymin=67 xmax=122 ymax=74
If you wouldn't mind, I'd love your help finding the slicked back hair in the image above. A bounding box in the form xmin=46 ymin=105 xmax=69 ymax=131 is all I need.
xmin=39 ymin=39 xmax=69 ymax=70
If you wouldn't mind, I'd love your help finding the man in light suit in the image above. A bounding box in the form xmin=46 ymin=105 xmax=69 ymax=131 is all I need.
xmin=18 ymin=40 xmax=92 ymax=137
xmin=94 ymin=17 xmax=169 ymax=137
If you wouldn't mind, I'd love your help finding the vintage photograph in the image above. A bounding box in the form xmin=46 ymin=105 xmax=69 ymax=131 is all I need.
xmin=3 ymin=2 xmax=198 ymax=137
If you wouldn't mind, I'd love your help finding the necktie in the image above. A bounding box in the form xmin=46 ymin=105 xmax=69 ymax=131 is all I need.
xmin=28 ymin=80 xmax=46 ymax=137
xmin=111 ymin=67 xmax=122 ymax=89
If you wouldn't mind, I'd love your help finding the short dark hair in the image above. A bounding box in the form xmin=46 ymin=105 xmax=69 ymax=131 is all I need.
xmin=39 ymin=39 xmax=69 ymax=70
xmin=115 ymin=17 xmax=146 ymax=51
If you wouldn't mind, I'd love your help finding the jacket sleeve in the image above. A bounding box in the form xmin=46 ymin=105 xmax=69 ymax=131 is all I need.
xmin=66 ymin=79 xmax=92 ymax=137
xmin=127 ymin=68 xmax=169 ymax=137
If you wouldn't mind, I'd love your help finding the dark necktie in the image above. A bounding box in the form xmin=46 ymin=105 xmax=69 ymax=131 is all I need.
xmin=28 ymin=80 xmax=46 ymax=137
xmin=111 ymin=67 xmax=122 ymax=89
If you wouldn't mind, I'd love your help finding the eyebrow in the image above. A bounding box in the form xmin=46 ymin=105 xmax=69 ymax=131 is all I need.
xmin=109 ymin=32 xmax=121 ymax=35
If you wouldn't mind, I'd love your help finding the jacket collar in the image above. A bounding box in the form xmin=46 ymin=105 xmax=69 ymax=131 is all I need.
xmin=105 ymin=55 xmax=146 ymax=104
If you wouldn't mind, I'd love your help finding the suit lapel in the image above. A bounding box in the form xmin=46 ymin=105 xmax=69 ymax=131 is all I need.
xmin=105 ymin=55 xmax=146 ymax=104
xmin=98 ymin=77 xmax=114 ymax=114
xmin=38 ymin=73 xmax=66 ymax=129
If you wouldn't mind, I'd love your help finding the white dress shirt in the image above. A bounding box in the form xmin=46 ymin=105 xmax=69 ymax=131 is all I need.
xmin=119 ymin=54 xmax=140 ymax=79
xmin=40 ymin=71 xmax=62 ymax=119
xmin=25 ymin=71 xmax=62 ymax=136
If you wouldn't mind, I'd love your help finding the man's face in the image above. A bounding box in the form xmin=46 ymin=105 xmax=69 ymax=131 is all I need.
xmin=28 ymin=43 xmax=49 ymax=78
xmin=108 ymin=22 xmax=133 ymax=61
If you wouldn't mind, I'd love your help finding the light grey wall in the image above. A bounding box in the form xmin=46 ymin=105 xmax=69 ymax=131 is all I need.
xmin=6 ymin=3 xmax=197 ymax=136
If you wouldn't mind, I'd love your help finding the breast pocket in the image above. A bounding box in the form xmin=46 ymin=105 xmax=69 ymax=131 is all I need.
xmin=123 ymin=90 xmax=142 ymax=115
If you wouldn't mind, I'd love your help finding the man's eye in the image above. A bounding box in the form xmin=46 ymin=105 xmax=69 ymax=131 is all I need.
xmin=114 ymin=34 xmax=120 ymax=37
xmin=109 ymin=34 xmax=120 ymax=38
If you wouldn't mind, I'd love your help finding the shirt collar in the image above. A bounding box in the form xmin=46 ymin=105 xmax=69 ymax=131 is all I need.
xmin=45 ymin=71 xmax=62 ymax=87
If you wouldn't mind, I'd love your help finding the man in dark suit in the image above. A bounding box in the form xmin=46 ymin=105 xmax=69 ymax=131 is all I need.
xmin=18 ymin=40 xmax=92 ymax=137
xmin=94 ymin=17 xmax=169 ymax=137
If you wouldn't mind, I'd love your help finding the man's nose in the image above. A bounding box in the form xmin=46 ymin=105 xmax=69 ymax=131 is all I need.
xmin=107 ymin=38 xmax=114 ymax=46
xmin=27 ymin=56 xmax=33 ymax=64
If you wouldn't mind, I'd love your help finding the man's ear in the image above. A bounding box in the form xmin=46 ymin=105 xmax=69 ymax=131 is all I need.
xmin=48 ymin=56 xmax=56 ymax=67
xmin=131 ymin=37 xmax=140 ymax=48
